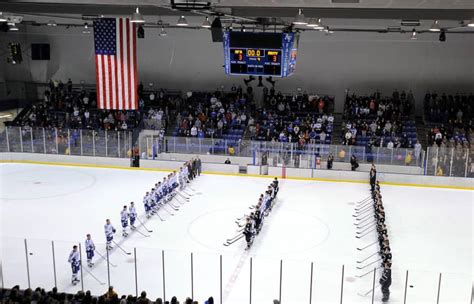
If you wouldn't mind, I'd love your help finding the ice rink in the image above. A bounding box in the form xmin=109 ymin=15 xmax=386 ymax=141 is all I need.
xmin=0 ymin=163 xmax=472 ymax=303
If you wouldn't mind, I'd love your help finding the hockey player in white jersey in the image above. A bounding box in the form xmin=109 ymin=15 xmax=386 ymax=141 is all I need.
xmin=120 ymin=205 xmax=129 ymax=237
xmin=68 ymin=245 xmax=81 ymax=285
xmin=85 ymin=234 xmax=95 ymax=267
xmin=144 ymin=192 xmax=151 ymax=218
xmin=104 ymin=219 xmax=116 ymax=250
xmin=129 ymin=202 xmax=137 ymax=230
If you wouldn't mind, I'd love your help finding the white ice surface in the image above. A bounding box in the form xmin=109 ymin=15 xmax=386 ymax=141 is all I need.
xmin=0 ymin=163 xmax=472 ymax=304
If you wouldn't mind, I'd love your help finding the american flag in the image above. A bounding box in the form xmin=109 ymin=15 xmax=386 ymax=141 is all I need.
xmin=94 ymin=18 xmax=138 ymax=110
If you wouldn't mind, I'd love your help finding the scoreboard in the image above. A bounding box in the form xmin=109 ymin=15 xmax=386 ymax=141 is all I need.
xmin=223 ymin=31 xmax=299 ymax=78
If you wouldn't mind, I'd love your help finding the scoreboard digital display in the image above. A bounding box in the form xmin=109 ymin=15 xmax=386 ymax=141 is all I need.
xmin=223 ymin=31 xmax=299 ymax=78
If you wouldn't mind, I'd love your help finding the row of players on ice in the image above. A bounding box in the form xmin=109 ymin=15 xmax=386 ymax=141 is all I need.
xmin=68 ymin=160 xmax=200 ymax=285
xmin=232 ymin=177 xmax=279 ymax=250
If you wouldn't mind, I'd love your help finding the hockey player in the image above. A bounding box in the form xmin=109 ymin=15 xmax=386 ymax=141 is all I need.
xmin=253 ymin=207 xmax=263 ymax=234
xmin=243 ymin=217 xmax=255 ymax=250
xmin=68 ymin=245 xmax=81 ymax=285
xmin=272 ymin=177 xmax=279 ymax=194
xmin=380 ymin=262 xmax=392 ymax=302
xmin=144 ymin=192 xmax=152 ymax=218
xmin=85 ymin=234 xmax=95 ymax=267
xmin=104 ymin=219 xmax=116 ymax=250
xmin=370 ymin=165 xmax=377 ymax=192
xmin=121 ymin=205 xmax=129 ymax=237
xmin=129 ymin=202 xmax=137 ymax=230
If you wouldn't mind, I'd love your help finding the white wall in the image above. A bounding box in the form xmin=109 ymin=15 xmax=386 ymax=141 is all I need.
xmin=0 ymin=152 xmax=472 ymax=189
xmin=1 ymin=21 xmax=474 ymax=112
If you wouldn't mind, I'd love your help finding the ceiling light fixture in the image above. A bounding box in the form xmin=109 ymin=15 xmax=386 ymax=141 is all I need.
xmin=82 ymin=23 xmax=91 ymax=34
xmin=131 ymin=7 xmax=145 ymax=23
xmin=201 ymin=17 xmax=211 ymax=28
xmin=429 ymin=20 xmax=441 ymax=32
xmin=293 ymin=9 xmax=307 ymax=25
xmin=8 ymin=23 xmax=19 ymax=31
xmin=177 ymin=15 xmax=188 ymax=26
xmin=467 ymin=18 xmax=474 ymax=27
xmin=159 ymin=27 xmax=167 ymax=37
xmin=307 ymin=18 xmax=324 ymax=30
xmin=0 ymin=12 xmax=8 ymax=22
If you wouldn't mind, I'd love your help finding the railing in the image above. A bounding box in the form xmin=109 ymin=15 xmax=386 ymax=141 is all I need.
xmin=142 ymin=137 xmax=472 ymax=178
xmin=145 ymin=136 xmax=425 ymax=167
xmin=0 ymin=126 xmax=133 ymax=158
xmin=1 ymin=128 xmax=471 ymax=178
xmin=2 ymin=236 xmax=471 ymax=303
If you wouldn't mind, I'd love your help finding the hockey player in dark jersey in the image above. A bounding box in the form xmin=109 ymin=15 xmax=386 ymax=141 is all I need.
xmin=369 ymin=164 xmax=377 ymax=192
xmin=380 ymin=262 xmax=392 ymax=302
xmin=243 ymin=217 xmax=255 ymax=250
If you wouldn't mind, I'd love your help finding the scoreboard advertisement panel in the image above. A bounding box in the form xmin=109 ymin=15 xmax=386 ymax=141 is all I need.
xmin=223 ymin=31 xmax=299 ymax=78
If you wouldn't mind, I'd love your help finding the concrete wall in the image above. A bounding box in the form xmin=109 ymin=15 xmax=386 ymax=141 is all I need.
xmin=1 ymin=19 xmax=474 ymax=112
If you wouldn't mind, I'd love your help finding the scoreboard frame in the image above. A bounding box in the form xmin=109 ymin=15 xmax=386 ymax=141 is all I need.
xmin=223 ymin=31 xmax=299 ymax=78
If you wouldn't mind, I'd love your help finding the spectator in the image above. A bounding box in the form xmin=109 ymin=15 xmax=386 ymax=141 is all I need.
xmin=350 ymin=154 xmax=359 ymax=171
xmin=405 ymin=152 xmax=412 ymax=166
xmin=225 ymin=158 xmax=231 ymax=164
xmin=205 ymin=297 xmax=214 ymax=304
xmin=228 ymin=145 xmax=235 ymax=156
xmin=136 ymin=291 xmax=150 ymax=304
xmin=104 ymin=286 xmax=118 ymax=300
xmin=327 ymin=153 xmax=334 ymax=170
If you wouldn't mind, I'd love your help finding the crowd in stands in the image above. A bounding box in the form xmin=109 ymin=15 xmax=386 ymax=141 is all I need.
xmin=342 ymin=90 xmax=416 ymax=149
xmin=171 ymin=85 xmax=335 ymax=149
xmin=0 ymin=286 xmax=215 ymax=304
xmin=11 ymin=80 xmax=142 ymax=132
xmin=424 ymin=92 xmax=473 ymax=148
xmin=250 ymin=90 xmax=334 ymax=147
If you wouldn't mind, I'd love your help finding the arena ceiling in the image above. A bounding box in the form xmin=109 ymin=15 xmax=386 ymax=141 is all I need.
xmin=1 ymin=0 xmax=473 ymax=32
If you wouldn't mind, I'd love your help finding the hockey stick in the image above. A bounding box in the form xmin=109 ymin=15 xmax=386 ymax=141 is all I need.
xmin=357 ymin=251 xmax=379 ymax=263
xmin=84 ymin=267 xmax=106 ymax=285
xmin=137 ymin=218 xmax=153 ymax=232
xmin=353 ymin=208 xmax=373 ymax=218
xmin=167 ymin=201 xmax=180 ymax=210
xmin=354 ymin=214 xmax=374 ymax=226
xmin=134 ymin=227 xmax=151 ymax=238
xmin=223 ymin=234 xmax=244 ymax=246
xmin=161 ymin=205 xmax=175 ymax=216
xmin=354 ymin=203 xmax=373 ymax=214
xmin=182 ymin=190 xmax=193 ymax=197
xmin=174 ymin=195 xmax=186 ymax=205
xmin=357 ymin=224 xmax=376 ymax=235
xmin=354 ymin=206 xmax=373 ymax=215
xmin=355 ymin=199 xmax=373 ymax=210
xmin=355 ymin=228 xmax=376 ymax=239
xmin=112 ymin=241 xmax=131 ymax=255
xmin=177 ymin=192 xmax=190 ymax=200
xmin=357 ymin=241 xmax=378 ymax=251
xmin=155 ymin=212 xmax=166 ymax=221
xmin=356 ymin=267 xmax=381 ymax=278
xmin=226 ymin=233 xmax=243 ymax=242
xmin=356 ymin=220 xmax=376 ymax=230
xmin=356 ymin=258 xmax=382 ymax=270
xmin=357 ymin=284 xmax=380 ymax=297
xmin=355 ymin=212 xmax=374 ymax=222
xmin=94 ymin=250 xmax=117 ymax=267
xmin=355 ymin=196 xmax=371 ymax=205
